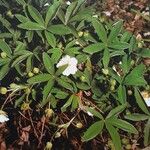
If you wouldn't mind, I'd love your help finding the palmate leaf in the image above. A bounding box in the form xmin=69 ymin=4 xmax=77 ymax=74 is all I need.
xmin=82 ymin=120 xmax=104 ymax=141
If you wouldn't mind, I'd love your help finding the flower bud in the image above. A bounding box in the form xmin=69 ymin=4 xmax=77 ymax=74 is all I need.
xmin=76 ymin=122 xmax=83 ymax=129
xmin=1 ymin=52 xmax=7 ymax=58
xmin=78 ymin=31 xmax=84 ymax=37
xmin=28 ymin=72 xmax=34 ymax=77
xmin=45 ymin=109 xmax=53 ymax=118
xmin=33 ymin=67 xmax=39 ymax=74
xmin=21 ymin=102 xmax=30 ymax=111
xmin=45 ymin=142 xmax=52 ymax=150
xmin=102 ymin=68 xmax=109 ymax=75
xmin=0 ymin=87 xmax=7 ymax=95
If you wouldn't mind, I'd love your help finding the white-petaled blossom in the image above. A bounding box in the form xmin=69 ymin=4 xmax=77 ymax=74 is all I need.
xmin=141 ymin=91 xmax=150 ymax=107
xmin=56 ymin=55 xmax=78 ymax=76
xmin=66 ymin=1 xmax=71 ymax=5
xmin=0 ymin=110 xmax=9 ymax=123
xmin=44 ymin=3 xmax=50 ymax=6
xmin=87 ymin=111 xmax=93 ymax=117
xmin=103 ymin=11 xmax=111 ymax=16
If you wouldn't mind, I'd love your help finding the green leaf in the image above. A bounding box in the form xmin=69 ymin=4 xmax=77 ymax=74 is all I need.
xmin=45 ymin=1 xmax=60 ymax=27
xmin=134 ymin=88 xmax=150 ymax=115
xmin=12 ymin=52 xmax=32 ymax=67
xmin=123 ymin=64 xmax=147 ymax=86
xmin=109 ymin=42 xmax=130 ymax=50
xmin=76 ymin=82 xmax=90 ymax=90
xmin=15 ymin=0 xmax=26 ymax=5
xmin=71 ymin=95 xmax=79 ymax=111
xmin=106 ymin=104 xmax=127 ymax=118
xmin=55 ymin=64 xmax=68 ymax=76
xmin=117 ymin=85 xmax=126 ymax=104
xmin=18 ymin=21 xmax=45 ymax=30
xmin=139 ymin=48 xmax=150 ymax=58
xmin=15 ymin=94 xmax=25 ymax=108
xmin=0 ymin=40 xmax=12 ymax=57
xmin=144 ymin=119 xmax=150 ymax=146
xmin=15 ymin=14 xmax=29 ymax=22
xmin=61 ymin=95 xmax=73 ymax=112
xmin=65 ymin=1 xmax=78 ymax=25
xmin=85 ymin=107 xmax=104 ymax=119
xmin=108 ymin=20 xmax=123 ymax=43
xmin=27 ymin=74 xmax=53 ymax=84
xmin=26 ymin=55 xmax=32 ymax=73
xmin=45 ymin=31 xmax=56 ymax=48
xmin=47 ymin=24 xmax=71 ymax=35
xmin=28 ymin=5 xmax=44 ymax=25
xmin=125 ymin=113 xmax=149 ymax=121
xmin=43 ymin=52 xmax=55 ymax=74
xmin=83 ymin=43 xmax=105 ymax=54
xmin=105 ymin=122 xmax=122 ymax=150
xmin=0 ymin=63 xmax=10 ymax=80
xmin=42 ymin=79 xmax=55 ymax=101
xmin=57 ymin=78 xmax=73 ymax=92
xmin=82 ymin=121 xmax=104 ymax=141
xmin=50 ymin=48 xmax=62 ymax=63
xmin=102 ymin=48 xmax=110 ymax=68
xmin=92 ymin=18 xmax=107 ymax=43
xmin=26 ymin=31 xmax=34 ymax=43
xmin=108 ymin=117 xmax=138 ymax=134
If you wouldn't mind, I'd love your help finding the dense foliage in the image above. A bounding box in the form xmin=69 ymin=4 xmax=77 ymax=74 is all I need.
xmin=0 ymin=0 xmax=150 ymax=149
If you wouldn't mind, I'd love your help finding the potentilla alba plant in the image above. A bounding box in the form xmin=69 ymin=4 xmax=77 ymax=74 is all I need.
xmin=0 ymin=110 xmax=9 ymax=123
xmin=56 ymin=55 xmax=78 ymax=76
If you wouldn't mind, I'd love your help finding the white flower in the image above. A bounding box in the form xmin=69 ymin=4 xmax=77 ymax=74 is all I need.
xmin=56 ymin=55 xmax=78 ymax=76
xmin=145 ymin=98 xmax=150 ymax=107
xmin=87 ymin=111 xmax=93 ymax=117
xmin=92 ymin=15 xmax=98 ymax=18
xmin=44 ymin=3 xmax=50 ymax=6
xmin=66 ymin=1 xmax=71 ymax=5
xmin=103 ymin=11 xmax=111 ymax=16
xmin=141 ymin=91 xmax=150 ymax=107
xmin=0 ymin=110 xmax=9 ymax=123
